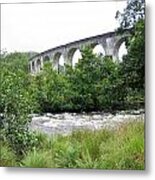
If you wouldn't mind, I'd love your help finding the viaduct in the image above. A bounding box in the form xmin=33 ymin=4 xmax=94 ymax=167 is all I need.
xmin=29 ymin=31 xmax=129 ymax=74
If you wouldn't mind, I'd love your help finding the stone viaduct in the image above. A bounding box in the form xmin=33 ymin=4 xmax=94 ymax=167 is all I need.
xmin=29 ymin=31 xmax=130 ymax=74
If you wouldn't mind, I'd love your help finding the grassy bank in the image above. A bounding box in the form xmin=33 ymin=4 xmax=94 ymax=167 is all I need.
xmin=0 ymin=120 xmax=144 ymax=169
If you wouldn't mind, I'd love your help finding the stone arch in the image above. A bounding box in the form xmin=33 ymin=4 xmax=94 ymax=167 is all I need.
xmin=113 ymin=36 xmax=128 ymax=61
xmin=36 ymin=58 xmax=41 ymax=72
xmin=92 ymin=43 xmax=106 ymax=57
xmin=32 ymin=61 xmax=35 ymax=72
xmin=67 ymin=48 xmax=77 ymax=66
xmin=29 ymin=31 xmax=131 ymax=73
xmin=43 ymin=55 xmax=50 ymax=64
xmin=58 ymin=54 xmax=65 ymax=73
xmin=53 ymin=52 xmax=62 ymax=71
xmin=67 ymin=48 xmax=82 ymax=67
xmin=118 ymin=42 xmax=128 ymax=61
xmin=89 ymin=42 xmax=98 ymax=49
xmin=72 ymin=49 xmax=82 ymax=67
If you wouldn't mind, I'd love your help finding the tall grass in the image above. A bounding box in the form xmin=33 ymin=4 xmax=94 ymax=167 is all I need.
xmin=21 ymin=120 xmax=144 ymax=170
xmin=20 ymin=149 xmax=54 ymax=168
xmin=0 ymin=142 xmax=17 ymax=167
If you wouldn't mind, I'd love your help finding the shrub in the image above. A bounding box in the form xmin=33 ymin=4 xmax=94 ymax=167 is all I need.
xmin=35 ymin=63 xmax=72 ymax=112
xmin=0 ymin=53 xmax=39 ymax=157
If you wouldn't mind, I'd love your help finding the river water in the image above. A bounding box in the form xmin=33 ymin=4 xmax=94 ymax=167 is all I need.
xmin=29 ymin=109 xmax=145 ymax=136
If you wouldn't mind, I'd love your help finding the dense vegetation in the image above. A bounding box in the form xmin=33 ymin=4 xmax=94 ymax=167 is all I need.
xmin=36 ymin=48 xmax=126 ymax=113
xmin=0 ymin=52 xmax=39 ymax=157
xmin=1 ymin=120 xmax=144 ymax=169
xmin=0 ymin=0 xmax=145 ymax=169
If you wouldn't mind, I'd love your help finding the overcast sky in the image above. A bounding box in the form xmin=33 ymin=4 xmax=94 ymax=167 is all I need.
xmin=1 ymin=0 xmax=127 ymax=53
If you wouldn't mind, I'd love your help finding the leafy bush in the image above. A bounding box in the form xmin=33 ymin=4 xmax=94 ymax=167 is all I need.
xmin=34 ymin=63 xmax=72 ymax=112
xmin=0 ymin=53 xmax=39 ymax=157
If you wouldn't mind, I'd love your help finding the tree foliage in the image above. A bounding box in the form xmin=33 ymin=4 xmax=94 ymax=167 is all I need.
xmin=66 ymin=47 xmax=125 ymax=111
xmin=115 ymin=0 xmax=145 ymax=107
xmin=120 ymin=20 xmax=145 ymax=90
xmin=0 ymin=53 xmax=38 ymax=156
xmin=116 ymin=0 xmax=145 ymax=30
xmin=34 ymin=63 xmax=71 ymax=112
xmin=34 ymin=47 xmax=127 ymax=113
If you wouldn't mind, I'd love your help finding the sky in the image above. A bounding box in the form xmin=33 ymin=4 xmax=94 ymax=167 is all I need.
xmin=1 ymin=0 xmax=127 ymax=53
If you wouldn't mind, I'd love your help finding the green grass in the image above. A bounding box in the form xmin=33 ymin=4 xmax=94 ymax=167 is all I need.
xmin=0 ymin=142 xmax=17 ymax=167
xmin=21 ymin=120 xmax=144 ymax=170
xmin=20 ymin=148 xmax=54 ymax=168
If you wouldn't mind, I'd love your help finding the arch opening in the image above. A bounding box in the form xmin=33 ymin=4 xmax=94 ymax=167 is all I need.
xmin=67 ymin=48 xmax=76 ymax=66
xmin=32 ymin=61 xmax=35 ymax=72
xmin=43 ymin=55 xmax=50 ymax=64
xmin=36 ymin=58 xmax=41 ymax=72
xmin=58 ymin=55 xmax=65 ymax=73
xmin=72 ymin=49 xmax=82 ymax=67
xmin=114 ymin=37 xmax=128 ymax=62
xmin=28 ymin=63 xmax=31 ymax=72
xmin=53 ymin=52 xmax=61 ymax=72
xmin=118 ymin=42 xmax=128 ymax=61
xmin=93 ymin=44 xmax=105 ymax=57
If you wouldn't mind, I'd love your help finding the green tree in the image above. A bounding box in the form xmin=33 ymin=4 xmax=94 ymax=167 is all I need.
xmin=116 ymin=0 xmax=145 ymax=30
xmin=66 ymin=46 xmax=124 ymax=111
xmin=121 ymin=20 xmax=145 ymax=90
xmin=115 ymin=0 xmax=145 ymax=108
xmin=35 ymin=62 xmax=72 ymax=112
xmin=119 ymin=19 xmax=145 ymax=107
